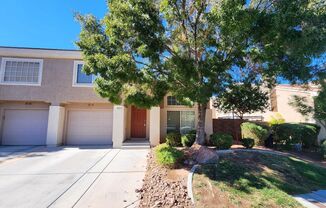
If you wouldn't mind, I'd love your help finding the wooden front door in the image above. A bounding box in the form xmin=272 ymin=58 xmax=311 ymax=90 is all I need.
xmin=131 ymin=106 xmax=147 ymax=138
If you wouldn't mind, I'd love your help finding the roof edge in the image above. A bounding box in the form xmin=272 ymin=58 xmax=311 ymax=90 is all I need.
xmin=0 ymin=46 xmax=82 ymax=59
xmin=0 ymin=46 xmax=81 ymax=51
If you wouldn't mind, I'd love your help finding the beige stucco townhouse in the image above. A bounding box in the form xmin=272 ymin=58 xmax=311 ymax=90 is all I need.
xmin=213 ymin=84 xmax=325 ymax=142
xmin=0 ymin=46 xmax=213 ymax=147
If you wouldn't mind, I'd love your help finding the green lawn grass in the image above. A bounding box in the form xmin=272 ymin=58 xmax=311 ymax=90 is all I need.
xmin=193 ymin=152 xmax=326 ymax=208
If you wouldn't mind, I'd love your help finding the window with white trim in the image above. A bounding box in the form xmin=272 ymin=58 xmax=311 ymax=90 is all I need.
xmin=0 ymin=58 xmax=43 ymax=85
xmin=73 ymin=61 xmax=97 ymax=87
xmin=167 ymin=111 xmax=195 ymax=134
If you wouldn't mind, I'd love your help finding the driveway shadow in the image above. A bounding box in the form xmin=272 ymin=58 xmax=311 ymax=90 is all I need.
xmin=0 ymin=145 xmax=113 ymax=160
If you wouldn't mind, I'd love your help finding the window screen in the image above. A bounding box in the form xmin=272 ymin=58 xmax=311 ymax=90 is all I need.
xmin=167 ymin=96 xmax=181 ymax=105
xmin=167 ymin=111 xmax=180 ymax=133
xmin=3 ymin=60 xmax=41 ymax=83
xmin=180 ymin=111 xmax=195 ymax=134
xmin=167 ymin=111 xmax=195 ymax=134
xmin=76 ymin=64 xmax=94 ymax=84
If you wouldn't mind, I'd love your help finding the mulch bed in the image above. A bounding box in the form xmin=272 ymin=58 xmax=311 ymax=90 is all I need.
xmin=138 ymin=151 xmax=193 ymax=208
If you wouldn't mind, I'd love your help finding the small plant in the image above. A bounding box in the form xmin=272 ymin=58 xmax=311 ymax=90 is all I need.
xmin=241 ymin=138 xmax=255 ymax=149
xmin=188 ymin=129 xmax=197 ymax=135
xmin=165 ymin=132 xmax=182 ymax=147
xmin=154 ymin=143 xmax=184 ymax=167
xmin=181 ymin=132 xmax=196 ymax=147
xmin=241 ymin=122 xmax=269 ymax=146
xmin=321 ymin=140 xmax=326 ymax=159
xmin=268 ymin=112 xmax=285 ymax=126
xmin=210 ymin=133 xmax=233 ymax=149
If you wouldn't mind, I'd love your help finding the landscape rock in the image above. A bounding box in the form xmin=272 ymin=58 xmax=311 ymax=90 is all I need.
xmin=138 ymin=151 xmax=193 ymax=208
xmin=195 ymin=145 xmax=219 ymax=164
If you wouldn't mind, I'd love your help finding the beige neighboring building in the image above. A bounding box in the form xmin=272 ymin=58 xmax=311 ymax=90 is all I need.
xmin=0 ymin=46 xmax=213 ymax=147
xmin=212 ymin=84 xmax=325 ymax=141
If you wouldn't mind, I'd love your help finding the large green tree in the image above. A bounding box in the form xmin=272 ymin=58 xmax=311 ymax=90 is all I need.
xmin=290 ymin=78 xmax=326 ymax=130
xmin=76 ymin=0 xmax=326 ymax=145
xmin=214 ymin=81 xmax=269 ymax=119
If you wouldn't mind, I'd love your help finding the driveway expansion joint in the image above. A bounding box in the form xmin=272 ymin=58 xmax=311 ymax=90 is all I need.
xmin=71 ymin=149 xmax=121 ymax=208
xmin=47 ymin=149 xmax=116 ymax=208
xmin=0 ymin=147 xmax=148 ymax=208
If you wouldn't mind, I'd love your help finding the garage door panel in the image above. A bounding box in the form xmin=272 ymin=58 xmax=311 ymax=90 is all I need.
xmin=2 ymin=109 xmax=48 ymax=145
xmin=66 ymin=110 xmax=113 ymax=145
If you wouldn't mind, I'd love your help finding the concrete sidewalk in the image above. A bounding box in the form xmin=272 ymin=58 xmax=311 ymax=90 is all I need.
xmin=0 ymin=146 xmax=148 ymax=208
xmin=295 ymin=190 xmax=326 ymax=208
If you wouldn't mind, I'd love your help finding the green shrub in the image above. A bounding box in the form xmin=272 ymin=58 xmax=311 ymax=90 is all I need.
xmin=268 ymin=112 xmax=285 ymax=126
xmin=154 ymin=144 xmax=184 ymax=167
xmin=210 ymin=133 xmax=233 ymax=149
xmin=301 ymin=123 xmax=321 ymax=133
xmin=272 ymin=123 xmax=320 ymax=148
xmin=241 ymin=122 xmax=269 ymax=145
xmin=301 ymin=123 xmax=320 ymax=148
xmin=320 ymin=140 xmax=326 ymax=159
xmin=188 ymin=129 xmax=197 ymax=135
xmin=181 ymin=133 xmax=196 ymax=147
xmin=272 ymin=123 xmax=301 ymax=145
xmin=165 ymin=132 xmax=182 ymax=147
xmin=241 ymin=138 xmax=255 ymax=149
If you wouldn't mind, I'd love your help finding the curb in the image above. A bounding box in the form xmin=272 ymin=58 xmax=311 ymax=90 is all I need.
xmin=216 ymin=148 xmax=288 ymax=156
xmin=187 ymin=164 xmax=200 ymax=204
xmin=187 ymin=148 xmax=288 ymax=205
xmin=294 ymin=196 xmax=320 ymax=208
xmin=187 ymin=148 xmax=324 ymax=207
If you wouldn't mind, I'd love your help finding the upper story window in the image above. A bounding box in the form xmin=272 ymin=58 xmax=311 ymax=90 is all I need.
xmin=0 ymin=58 xmax=43 ymax=86
xmin=73 ymin=61 xmax=96 ymax=87
xmin=167 ymin=96 xmax=182 ymax=105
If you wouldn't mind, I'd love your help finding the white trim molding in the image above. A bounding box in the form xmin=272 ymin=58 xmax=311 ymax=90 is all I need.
xmin=0 ymin=47 xmax=81 ymax=59
xmin=0 ymin=57 xmax=43 ymax=86
xmin=72 ymin=60 xmax=94 ymax=88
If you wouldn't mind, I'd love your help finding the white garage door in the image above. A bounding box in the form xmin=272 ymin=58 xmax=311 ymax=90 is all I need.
xmin=66 ymin=110 xmax=113 ymax=145
xmin=2 ymin=109 xmax=48 ymax=145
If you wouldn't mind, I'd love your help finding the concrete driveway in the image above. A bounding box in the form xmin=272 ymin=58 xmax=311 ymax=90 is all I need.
xmin=0 ymin=146 xmax=149 ymax=208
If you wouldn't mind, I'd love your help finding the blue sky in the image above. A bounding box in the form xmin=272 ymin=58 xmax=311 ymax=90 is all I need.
xmin=0 ymin=0 xmax=107 ymax=50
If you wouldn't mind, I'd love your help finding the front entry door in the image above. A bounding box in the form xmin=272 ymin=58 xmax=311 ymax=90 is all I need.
xmin=131 ymin=106 xmax=147 ymax=138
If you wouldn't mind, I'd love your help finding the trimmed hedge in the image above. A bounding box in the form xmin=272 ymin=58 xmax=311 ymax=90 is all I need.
xmin=188 ymin=129 xmax=197 ymax=135
xmin=181 ymin=132 xmax=196 ymax=147
xmin=301 ymin=123 xmax=321 ymax=133
xmin=154 ymin=143 xmax=184 ymax=168
xmin=210 ymin=133 xmax=233 ymax=149
xmin=301 ymin=123 xmax=321 ymax=148
xmin=165 ymin=132 xmax=182 ymax=147
xmin=241 ymin=122 xmax=269 ymax=146
xmin=272 ymin=123 xmax=320 ymax=148
xmin=241 ymin=138 xmax=255 ymax=149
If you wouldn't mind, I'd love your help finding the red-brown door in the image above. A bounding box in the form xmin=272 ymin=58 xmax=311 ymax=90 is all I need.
xmin=131 ymin=106 xmax=147 ymax=138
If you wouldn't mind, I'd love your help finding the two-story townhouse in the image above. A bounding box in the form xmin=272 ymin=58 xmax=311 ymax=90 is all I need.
xmin=0 ymin=46 xmax=213 ymax=147
xmin=212 ymin=84 xmax=325 ymax=141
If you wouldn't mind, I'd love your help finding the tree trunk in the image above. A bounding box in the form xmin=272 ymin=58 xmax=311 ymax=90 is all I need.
xmin=195 ymin=103 xmax=207 ymax=145
xmin=317 ymin=119 xmax=326 ymax=130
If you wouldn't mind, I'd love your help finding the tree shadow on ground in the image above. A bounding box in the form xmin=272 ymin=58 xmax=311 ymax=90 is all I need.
xmin=196 ymin=151 xmax=326 ymax=196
